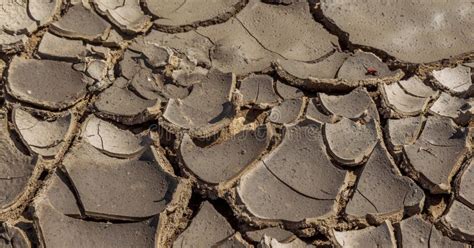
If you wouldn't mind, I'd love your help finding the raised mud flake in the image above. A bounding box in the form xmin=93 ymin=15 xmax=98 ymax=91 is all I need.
xmin=134 ymin=30 xmax=214 ymax=69
xmin=0 ymin=222 xmax=31 ymax=248
xmin=457 ymin=160 xmax=474 ymax=209
xmin=396 ymin=215 xmax=466 ymax=248
xmin=324 ymin=117 xmax=378 ymax=165
xmin=94 ymin=84 xmax=161 ymax=125
xmin=440 ymin=200 xmax=474 ymax=242
xmin=0 ymin=0 xmax=59 ymax=50
xmin=240 ymin=74 xmax=279 ymax=106
xmin=129 ymin=68 xmax=167 ymax=100
xmin=94 ymin=0 xmax=151 ymax=33
xmin=345 ymin=144 xmax=424 ymax=222
xmin=306 ymin=98 xmax=335 ymax=124
xmin=429 ymin=92 xmax=473 ymax=125
xmin=432 ymin=65 xmax=472 ymax=94
xmin=34 ymin=196 xmax=156 ymax=248
xmin=320 ymin=0 xmax=474 ymax=63
xmin=173 ymin=201 xmax=234 ymax=247
xmin=214 ymin=233 xmax=252 ymax=248
xmin=163 ymin=69 xmax=236 ymax=132
xmin=62 ymin=141 xmax=174 ymax=220
xmin=131 ymin=43 xmax=170 ymax=69
xmin=40 ymin=171 xmax=82 ymax=217
xmin=264 ymin=120 xmax=346 ymax=199
xmin=0 ymin=116 xmax=36 ymax=210
xmin=50 ymin=4 xmax=111 ymax=41
xmin=258 ymin=236 xmax=315 ymax=248
xmin=28 ymin=0 xmax=62 ymax=25
xmin=398 ymin=76 xmax=437 ymax=98
xmin=403 ymin=116 xmax=469 ymax=193
xmin=119 ymin=50 xmax=146 ymax=80
xmin=337 ymin=51 xmax=398 ymax=81
xmin=12 ymin=107 xmax=74 ymax=157
xmin=319 ymin=87 xmax=373 ymax=119
xmin=245 ymin=227 xmax=294 ymax=243
xmin=197 ymin=18 xmax=274 ymax=75
xmin=268 ymin=98 xmax=304 ymax=124
xmin=275 ymin=81 xmax=304 ymax=100
xmin=276 ymin=51 xmax=349 ymax=80
xmin=237 ymin=0 xmax=337 ymax=62
xmin=180 ymin=126 xmax=270 ymax=184
xmin=37 ymin=32 xmax=87 ymax=61
xmin=82 ymin=116 xmax=146 ymax=158
xmin=7 ymin=57 xmax=88 ymax=110
xmin=86 ymin=59 xmax=108 ymax=81
xmin=149 ymin=0 xmax=241 ymax=28
xmin=381 ymin=82 xmax=431 ymax=116
xmin=386 ymin=116 xmax=423 ymax=153
xmin=237 ymin=161 xmax=337 ymax=222
xmin=333 ymin=221 xmax=396 ymax=248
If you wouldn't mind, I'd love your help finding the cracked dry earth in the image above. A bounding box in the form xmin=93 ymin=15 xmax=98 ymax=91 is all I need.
xmin=0 ymin=0 xmax=472 ymax=248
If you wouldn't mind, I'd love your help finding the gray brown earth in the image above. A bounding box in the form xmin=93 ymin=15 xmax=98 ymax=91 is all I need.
xmin=0 ymin=0 xmax=472 ymax=247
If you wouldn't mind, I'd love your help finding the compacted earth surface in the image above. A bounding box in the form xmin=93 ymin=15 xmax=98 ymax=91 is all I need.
xmin=0 ymin=0 xmax=473 ymax=247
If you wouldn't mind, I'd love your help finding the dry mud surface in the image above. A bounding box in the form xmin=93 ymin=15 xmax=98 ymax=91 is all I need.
xmin=0 ymin=0 xmax=473 ymax=247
